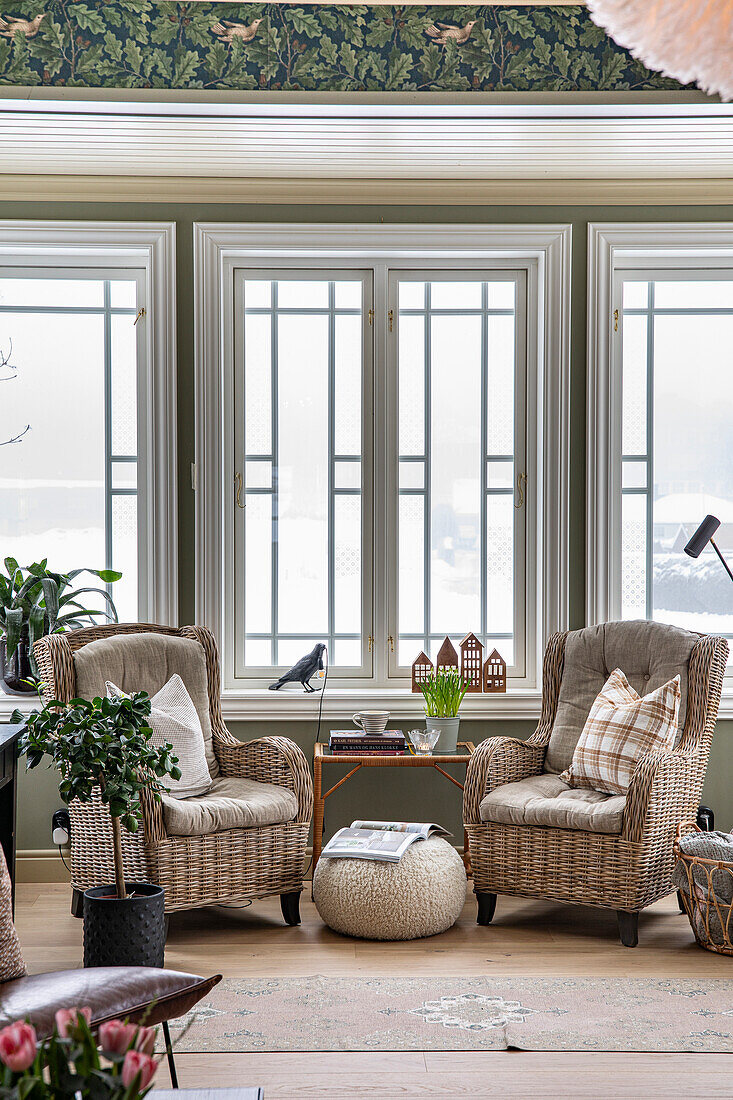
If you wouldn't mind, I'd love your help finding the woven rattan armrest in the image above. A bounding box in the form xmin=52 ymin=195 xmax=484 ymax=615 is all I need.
xmin=214 ymin=734 xmax=313 ymax=824
xmin=463 ymin=737 xmax=546 ymax=824
xmin=622 ymin=748 xmax=704 ymax=844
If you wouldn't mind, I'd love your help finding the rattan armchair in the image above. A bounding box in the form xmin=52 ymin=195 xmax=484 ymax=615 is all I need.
xmin=33 ymin=624 xmax=313 ymax=924
xmin=464 ymin=624 xmax=728 ymax=947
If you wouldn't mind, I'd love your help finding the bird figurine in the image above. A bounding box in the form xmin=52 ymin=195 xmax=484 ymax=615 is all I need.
xmin=269 ymin=643 xmax=327 ymax=693
xmin=0 ymin=12 xmax=45 ymax=38
xmin=210 ymin=17 xmax=262 ymax=46
xmin=425 ymin=19 xmax=477 ymax=46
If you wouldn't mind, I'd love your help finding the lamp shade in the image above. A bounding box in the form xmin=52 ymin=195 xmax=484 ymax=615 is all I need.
xmin=684 ymin=514 xmax=721 ymax=559
xmin=587 ymin=0 xmax=733 ymax=101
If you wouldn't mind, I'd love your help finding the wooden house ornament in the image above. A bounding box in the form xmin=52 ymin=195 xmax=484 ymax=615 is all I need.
xmin=483 ymin=649 xmax=507 ymax=693
xmin=411 ymin=651 xmax=433 ymax=693
xmin=460 ymin=632 xmax=483 ymax=692
xmin=435 ymin=636 xmax=459 ymax=674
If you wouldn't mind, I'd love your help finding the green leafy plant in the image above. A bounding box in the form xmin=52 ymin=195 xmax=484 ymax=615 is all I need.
xmin=420 ymin=667 xmax=468 ymax=718
xmin=0 ymin=558 xmax=122 ymax=674
xmin=14 ymin=692 xmax=181 ymax=899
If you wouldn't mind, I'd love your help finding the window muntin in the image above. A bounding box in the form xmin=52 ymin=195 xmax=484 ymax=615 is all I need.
xmin=0 ymin=269 xmax=144 ymax=622
xmin=617 ymin=269 xmax=733 ymax=642
xmin=390 ymin=271 xmax=527 ymax=677
xmin=233 ymin=272 xmax=372 ymax=675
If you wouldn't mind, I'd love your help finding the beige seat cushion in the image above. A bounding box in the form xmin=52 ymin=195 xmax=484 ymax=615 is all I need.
xmin=73 ymin=633 xmax=219 ymax=779
xmin=544 ymin=620 xmax=698 ymax=775
xmin=480 ymin=773 xmax=626 ymax=835
xmin=161 ymin=776 xmax=298 ymax=837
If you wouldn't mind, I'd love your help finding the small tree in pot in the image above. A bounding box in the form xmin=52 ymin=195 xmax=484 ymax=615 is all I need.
xmin=13 ymin=692 xmax=180 ymax=967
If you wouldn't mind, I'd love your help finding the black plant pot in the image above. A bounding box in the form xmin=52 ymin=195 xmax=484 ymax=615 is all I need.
xmin=83 ymin=882 xmax=166 ymax=969
xmin=0 ymin=639 xmax=35 ymax=694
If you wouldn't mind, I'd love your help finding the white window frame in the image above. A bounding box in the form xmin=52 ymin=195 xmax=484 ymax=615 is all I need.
xmin=194 ymin=223 xmax=571 ymax=719
xmin=587 ymin=222 xmax=733 ymax=714
xmin=0 ymin=222 xmax=177 ymax=661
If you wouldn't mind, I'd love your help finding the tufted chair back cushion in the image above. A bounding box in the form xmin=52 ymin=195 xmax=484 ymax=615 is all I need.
xmin=73 ymin=633 xmax=220 ymax=779
xmin=544 ymin=620 xmax=699 ymax=775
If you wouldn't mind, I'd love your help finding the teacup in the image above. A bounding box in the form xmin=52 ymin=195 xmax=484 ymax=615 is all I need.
xmin=352 ymin=711 xmax=389 ymax=735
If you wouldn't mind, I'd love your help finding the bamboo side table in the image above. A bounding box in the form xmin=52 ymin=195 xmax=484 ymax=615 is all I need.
xmin=312 ymin=741 xmax=475 ymax=878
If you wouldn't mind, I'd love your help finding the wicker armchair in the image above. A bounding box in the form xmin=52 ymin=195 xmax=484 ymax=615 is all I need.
xmin=33 ymin=624 xmax=313 ymax=924
xmin=464 ymin=622 xmax=728 ymax=947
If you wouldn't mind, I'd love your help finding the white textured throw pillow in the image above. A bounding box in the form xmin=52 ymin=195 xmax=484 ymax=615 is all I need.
xmin=559 ymin=668 xmax=680 ymax=796
xmin=106 ymin=674 xmax=212 ymax=799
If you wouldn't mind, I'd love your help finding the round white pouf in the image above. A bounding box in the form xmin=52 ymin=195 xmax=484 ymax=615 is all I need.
xmin=313 ymin=836 xmax=467 ymax=941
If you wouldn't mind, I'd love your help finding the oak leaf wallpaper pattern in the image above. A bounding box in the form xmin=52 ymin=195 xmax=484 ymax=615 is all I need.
xmin=0 ymin=2 xmax=686 ymax=92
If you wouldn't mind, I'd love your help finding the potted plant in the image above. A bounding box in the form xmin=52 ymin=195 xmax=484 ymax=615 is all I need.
xmin=13 ymin=692 xmax=180 ymax=968
xmin=0 ymin=558 xmax=122 ymax=694
xmin=419 ymin=667 xmax=468 ymax=752
xmin=0 ymin=1006 xmax=160 ymax=1099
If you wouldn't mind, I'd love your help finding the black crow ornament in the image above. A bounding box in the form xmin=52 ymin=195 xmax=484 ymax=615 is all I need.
xmin=269 ymin=643 xmax=327 ymax=693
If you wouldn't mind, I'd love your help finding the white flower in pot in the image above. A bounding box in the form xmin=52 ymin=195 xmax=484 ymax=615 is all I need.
xmin=419 ymin=667 xmax=468 ymax=752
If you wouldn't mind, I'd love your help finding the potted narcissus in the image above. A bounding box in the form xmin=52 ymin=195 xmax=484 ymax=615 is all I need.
xmin=13 ymin=691 xmax=180 ymax=968
xmin=419 ymin=667 xmax=469 ymax=752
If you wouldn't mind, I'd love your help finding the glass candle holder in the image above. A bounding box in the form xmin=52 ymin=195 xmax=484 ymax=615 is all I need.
xmin=408 ymin=728 xmax=441 ymax=756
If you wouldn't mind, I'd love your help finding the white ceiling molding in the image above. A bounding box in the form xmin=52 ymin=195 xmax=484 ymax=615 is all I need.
xmin=0 ymin=97 xmax=732 ymax=194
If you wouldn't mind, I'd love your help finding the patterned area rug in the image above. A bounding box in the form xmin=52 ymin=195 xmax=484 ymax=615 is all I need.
xmin=170 ymin=976 xmax=733 ymax=1053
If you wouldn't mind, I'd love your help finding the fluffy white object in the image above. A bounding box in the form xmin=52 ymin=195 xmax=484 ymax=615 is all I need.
xmin=587 ymin=0 xmax=733 ymax=101
xmin=313 ymin=837 xmax=467 ymax=941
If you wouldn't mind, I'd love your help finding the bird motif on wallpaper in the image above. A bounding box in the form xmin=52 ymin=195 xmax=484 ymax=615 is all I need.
xmin=425 ymin=20 xmax=477 ymax=46
xmin=211 ymin=18 xmax=262 ymax=46
xmin=0 ymin=12 xmax=45 ymax=38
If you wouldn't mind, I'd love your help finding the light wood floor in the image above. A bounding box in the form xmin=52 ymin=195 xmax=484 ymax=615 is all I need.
xmin=16 ymin=883 xmax=732 ymax=1099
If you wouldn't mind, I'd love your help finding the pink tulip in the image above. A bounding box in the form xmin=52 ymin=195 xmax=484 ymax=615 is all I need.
xmin=55 ymin=1007 xmax=92 ymax=1039
xmin=121 ymin=1049 xmax=157 ymax=1091
xmin=99 ymin=1019 xmax=138 ymax=1056
xmin=0 ymin=1022 xmax=37 ymax=1072
xmin=134 ymin=1026 xmax=156 ymax=1057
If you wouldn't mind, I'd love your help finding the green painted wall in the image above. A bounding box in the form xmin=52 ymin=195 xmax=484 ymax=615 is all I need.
xmin=8 ymin=198 xmax=732 ymax=850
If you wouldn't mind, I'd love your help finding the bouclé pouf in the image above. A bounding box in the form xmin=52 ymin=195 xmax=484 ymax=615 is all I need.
xmin=313 ymin=836 xmax=467 ymax=941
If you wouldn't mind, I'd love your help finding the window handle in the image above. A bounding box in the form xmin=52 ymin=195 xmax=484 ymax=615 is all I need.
xmin=515 ymin=471 xmax=527 ymax=510
xmin=234 ymin=472 xmax=245 ymax=509
xmin=387 ymin=635 xmax=395 ymax=653
xmin=134 ymin=307 xmax=146 ymax=326
xmin=367 ymin=635 xmax=374 ymax=652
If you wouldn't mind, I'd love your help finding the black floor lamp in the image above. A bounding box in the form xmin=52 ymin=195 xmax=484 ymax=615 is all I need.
xmin=682 ymin=513 xmax=732 ymax=837
xmin=684 ymin=514 xmax=733 ymax=584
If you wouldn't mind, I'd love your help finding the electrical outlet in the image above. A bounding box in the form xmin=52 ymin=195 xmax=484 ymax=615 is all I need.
xmin=51 ymin=808 xmax=70 ymax=846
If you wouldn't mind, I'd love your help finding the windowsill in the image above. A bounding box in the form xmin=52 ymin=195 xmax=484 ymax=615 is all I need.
xmin=4 ymin=686 xmax=733 ymax=722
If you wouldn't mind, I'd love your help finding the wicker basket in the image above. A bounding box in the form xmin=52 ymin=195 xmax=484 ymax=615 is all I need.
xmin=674 ymin=822 xmax=733 ymax=956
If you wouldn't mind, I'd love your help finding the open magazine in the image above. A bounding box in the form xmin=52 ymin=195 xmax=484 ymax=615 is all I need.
xmin=321 ymin=820 xmax=451 ymax=863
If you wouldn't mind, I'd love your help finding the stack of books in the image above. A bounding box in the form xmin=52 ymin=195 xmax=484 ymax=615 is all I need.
xmin=329 ymin=730 xmax=406 ymax=755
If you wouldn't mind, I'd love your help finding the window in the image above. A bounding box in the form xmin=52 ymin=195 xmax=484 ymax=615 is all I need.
xmin=234 ymin=272 xmax=372 ymax=675
xmin=0 ymin=271 xmax=142 ymax=621
xmin=588 ymin=224 xmax=733 ymax=682
xmin=618 ymin=272 xmax=733 ymax=639
xmin=195 ymin=224 xmax=570 ymax=709
xmin=391 ymin=273 xmax=526 ymax=676
xmin=0 ymin=224 xmax=177 ymax=645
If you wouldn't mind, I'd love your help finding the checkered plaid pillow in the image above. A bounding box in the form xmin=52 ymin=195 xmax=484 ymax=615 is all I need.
xmin=559 ymin=668 xmax=680 ymax=796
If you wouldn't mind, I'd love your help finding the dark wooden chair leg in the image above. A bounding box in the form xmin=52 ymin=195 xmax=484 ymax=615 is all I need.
xmin=476 ymin=891 xmax=497 ymax=926
xmin=70 ymin=888 xmax=84 ymax=919
xmin=280 ymin=891 xmax=302 ymax=926
xmin=677 ymin=890 xmax=686 ymax=913
xmin=161 ymin=1020 xmax=178 ymax=1088
xmin=617 ymin=910 xmax=639 ymax=947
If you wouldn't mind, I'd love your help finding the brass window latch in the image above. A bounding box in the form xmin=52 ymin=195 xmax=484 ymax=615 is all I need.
xmin=368 ymin=308 xmax=374 ymax=326
xmin=388 ymin=309 xmax=394 ymax=332
xmin=515 ymin=471 xmax=527 ymax=510
xmin=234 ymin=472 xmax=245 ymax=509
xmin=613 ymin=307 xmax=619 ymax=333
xmin=134 ymin=307 xmax=146 ymax=326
